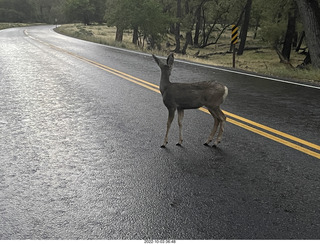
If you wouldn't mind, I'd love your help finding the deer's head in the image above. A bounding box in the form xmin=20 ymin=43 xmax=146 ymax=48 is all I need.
xmin=153 ymin=53 xmax=174 ymax=76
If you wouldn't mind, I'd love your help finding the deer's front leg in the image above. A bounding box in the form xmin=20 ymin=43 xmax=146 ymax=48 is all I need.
xmin=161 ymin=108 xmax=175 ymax=148
xmin=176 ymin=109 xmax=184 ymax=146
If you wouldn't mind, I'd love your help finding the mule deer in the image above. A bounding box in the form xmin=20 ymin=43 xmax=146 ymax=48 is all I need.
xmin=153 ymin=53 xmax=228 ymax=148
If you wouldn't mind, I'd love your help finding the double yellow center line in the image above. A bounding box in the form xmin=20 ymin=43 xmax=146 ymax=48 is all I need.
xmin=25 ymin=30 xmax=320 ymax=159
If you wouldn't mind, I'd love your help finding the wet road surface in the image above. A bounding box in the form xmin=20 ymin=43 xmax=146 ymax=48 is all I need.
xmin=0 ymin=25 xmax=320 ymax=239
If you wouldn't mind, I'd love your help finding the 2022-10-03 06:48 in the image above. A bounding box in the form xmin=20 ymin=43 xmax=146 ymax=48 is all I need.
xmin=144 ymin=240 xmax=176 ymax=244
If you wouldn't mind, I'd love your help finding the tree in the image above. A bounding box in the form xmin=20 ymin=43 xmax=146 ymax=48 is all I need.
xmin=181 ymin=0 xmax=195 ymax=54
xmin=295 ymin=0 xmax=320 ymax=68
xmin=199 ymin=0 xmax=240 ymax=48
xmin=191 ymin=0 xmax=244 ymax=48
xmin=174 ymin=0 xmax=182 ymax=53
xmin=237 ymin=0 xmax=252 ymax=55
xmin=64 ymin=0 xmax=95 ymax=25
xmin=135 ymin=0 xmax=172 ymax=48
xmin=30 ymin=0 xmax=66 ymax=23
xmin=0 ymin=0 xmax=36 ymax=22
xmin=254 ymin=0 xmax=301 ymax=63
xmin=105 ymin=0 xmax=171 ymax=47
xmin=256 ymin=0 xmax=289 ymax=45
xmin=281 ymin=2 xmax=297 ymax=61
xmin=64 ymin=0 xmax=105 ymax=25
xmin=91 ymin=0 xmax=106 ymax=23
xmin=105 ymin=0 xmax=134 ymax=41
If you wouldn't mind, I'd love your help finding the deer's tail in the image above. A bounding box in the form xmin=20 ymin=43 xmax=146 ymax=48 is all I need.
xmin=222 ymin=86 xmax=228 ymax=103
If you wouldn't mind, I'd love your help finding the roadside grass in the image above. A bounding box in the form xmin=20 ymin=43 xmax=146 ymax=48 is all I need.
xmin=0 ymin=22 xmax=44 ymax=30
xmin=55 ymin=23 xmax=134 ymax=49
xmin=55 ymin=23 xmax=318 ymax=83
xmin=0 ymin=23 xmax=28 ymax=30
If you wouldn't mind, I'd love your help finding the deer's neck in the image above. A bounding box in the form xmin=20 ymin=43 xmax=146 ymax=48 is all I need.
xmin=160 ymin=73 xmax=171 ymax=94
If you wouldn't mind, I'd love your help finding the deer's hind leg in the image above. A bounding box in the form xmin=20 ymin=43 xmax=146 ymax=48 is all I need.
xmin=162 ymin=108 xmax=176 ymax=148
xmin=204 ymin=108 xmax=220 ymax=146
xmin=207 ymin=107 xmax=226 ymax=147
xmin=214 ymin=108 xmax=226 ymax=146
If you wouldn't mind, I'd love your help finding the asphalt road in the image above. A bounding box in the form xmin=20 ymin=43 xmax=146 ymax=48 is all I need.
xmin=0 ymin=25 xmax=320 ymax=240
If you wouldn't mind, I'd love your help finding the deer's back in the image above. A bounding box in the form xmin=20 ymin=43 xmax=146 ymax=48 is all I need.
xmin=162 ymin=81 xmax=226 ymax=109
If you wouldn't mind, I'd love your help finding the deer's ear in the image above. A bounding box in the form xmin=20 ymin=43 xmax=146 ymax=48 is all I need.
xmin=167 ymin=53 xmax=174 ymax=67
xmin=152 ymin=54 xmax=161 ymax=67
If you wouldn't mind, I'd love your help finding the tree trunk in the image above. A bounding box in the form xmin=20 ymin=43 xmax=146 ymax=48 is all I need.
xmin=295 ymin=0 xmax=320 ymax=68
xmin=253 ymin=15 xmax=260 ymax=39
xmin=182 ymin=0 xmax=193 ymax=54
xmin=193 ymin=5 xmax=202 ymax=47
xmin=237 ymin=0 xmax=252 ymax=55
xmin=295 ymin=31 xmax=305 ymax=52
xmin=282 ymin=6 xmax=297 ymax=61
xmin=83 ymin=15 xmax=90 ymax=25
xmin=274 ymin=45 xmax=294 ymax=68
xmin=174 ymin=0 xmax=182 ymax=53
xmin=201 ymin=7 xmax=206 ymax=47
xmin=182 ymin=31 xmax=192 ymax=54
xmin=115 ymin=26 xmax=123 ymax=42
xmin=174 ymin=23 xmax=181 ymax=52
xmin=132 ymin=26 xmax=138 ymax=45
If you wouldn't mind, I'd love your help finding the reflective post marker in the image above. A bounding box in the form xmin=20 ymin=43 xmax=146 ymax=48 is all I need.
xmin=231 ymin=25 xmax=239 ymax=68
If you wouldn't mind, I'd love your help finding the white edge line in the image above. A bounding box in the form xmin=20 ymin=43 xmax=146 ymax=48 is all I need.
xmin=104 ymin=44 xmax=320 ymax=90
xmin=52 ymin=26 xmax=320 ymax=90
xmin=176 ymin=59 xmax=320 ymax=90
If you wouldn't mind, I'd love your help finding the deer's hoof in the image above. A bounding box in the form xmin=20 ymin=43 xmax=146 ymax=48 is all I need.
xmin=204 ymin=143 xmax=209 ymax=147
xmin=213 ymin=141 xmax=220 ymax=148
xmin=161 ymin=145 xmax=166 ymax=148
xmin=176 ymin=143 xmax=182 ymax=147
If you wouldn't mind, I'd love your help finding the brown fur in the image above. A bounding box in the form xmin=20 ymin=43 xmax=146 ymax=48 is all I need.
xmin=153 ymin=53 xmax=228 ymax=147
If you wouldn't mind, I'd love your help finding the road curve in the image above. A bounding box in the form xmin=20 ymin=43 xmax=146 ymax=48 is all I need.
xmin=0 ymin=25 xmax=320 ymax=239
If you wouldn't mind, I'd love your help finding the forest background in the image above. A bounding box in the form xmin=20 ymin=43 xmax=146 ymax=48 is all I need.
xmin=0 ymin=0 xmax=319 ymax=82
